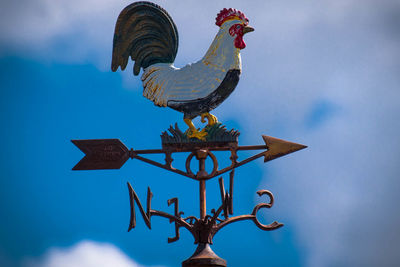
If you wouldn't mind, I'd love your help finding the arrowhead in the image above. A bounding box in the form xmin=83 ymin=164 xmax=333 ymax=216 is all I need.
xmin=71 ymin=139 xmax=129 ymax=170
xmin=262 ymin=135 xmax=307 ymax=163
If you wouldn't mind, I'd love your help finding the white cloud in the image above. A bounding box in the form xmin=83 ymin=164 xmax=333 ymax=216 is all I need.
xmin=23 ymin=241 xmax=163 ymax=267
xmin=246 ymin=0 xmax=400 ymax=266
xmin=0 ymin=0 xmax=132 ymax=68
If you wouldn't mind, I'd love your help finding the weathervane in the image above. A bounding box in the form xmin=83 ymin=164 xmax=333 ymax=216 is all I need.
xmin=72 ymin=2 xmax=306 ymax=266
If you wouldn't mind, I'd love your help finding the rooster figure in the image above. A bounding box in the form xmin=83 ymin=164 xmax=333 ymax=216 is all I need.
xmin=112 ymin=1 xmax=254 ymax=140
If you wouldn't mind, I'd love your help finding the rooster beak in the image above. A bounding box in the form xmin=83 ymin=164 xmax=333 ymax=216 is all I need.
xmin=243 ymin=25 xmax=254 ymax=34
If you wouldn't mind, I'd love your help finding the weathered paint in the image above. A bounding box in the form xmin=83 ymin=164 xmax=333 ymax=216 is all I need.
xmin=141 ymin=19 xmax=245 ymax=107
xmin=111 ymin=2 xmax=179 ymax=75
xmin=168 ymin=69 xmax=241 ymax=119
xmin=215 ymin=8 xmax=249 ymax=27
xmin=112 ymin=2 xmax=253 ymax=139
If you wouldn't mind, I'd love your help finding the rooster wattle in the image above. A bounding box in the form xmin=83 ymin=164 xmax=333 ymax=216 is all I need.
xmin=111 ymin=1 xmax=254 ymax=139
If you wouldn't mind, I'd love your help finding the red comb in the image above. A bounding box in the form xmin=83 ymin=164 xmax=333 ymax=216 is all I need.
xmin=215 ymin=8 xmax=249 ymax=27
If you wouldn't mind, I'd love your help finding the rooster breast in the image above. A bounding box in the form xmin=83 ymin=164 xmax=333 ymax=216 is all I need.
xmin=141 ymin=25 xmax=242 ymax=119
xmin=167 ymin=68 xmax=240 ymax=119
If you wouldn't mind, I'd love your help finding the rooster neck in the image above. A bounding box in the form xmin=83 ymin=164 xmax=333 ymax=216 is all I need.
xmin=201 ymin=27 xmax=241 ymax=72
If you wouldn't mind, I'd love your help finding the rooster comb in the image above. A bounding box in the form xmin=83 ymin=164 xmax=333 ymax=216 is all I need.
xmin=215 ymin=8 xmax=249 ymax=27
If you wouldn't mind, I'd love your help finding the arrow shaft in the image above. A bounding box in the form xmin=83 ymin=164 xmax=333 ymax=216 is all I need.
xmin=211 ymin=150 xmax=266 ymax=179
xmin=131 ymin=145 xmax=267 ymax=155
xmin=72 ymin=136 xmax=305 ymax=174
xmin=131 ymin=154 xmax=195 ymax=179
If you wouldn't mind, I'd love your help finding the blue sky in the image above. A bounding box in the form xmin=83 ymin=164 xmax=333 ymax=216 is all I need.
xmin=1 ymin=0 xmax=400 ymax=266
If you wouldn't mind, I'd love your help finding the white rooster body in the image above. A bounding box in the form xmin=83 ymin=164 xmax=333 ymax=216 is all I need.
xmin=141 ymin=20 xmax=242 ymax=107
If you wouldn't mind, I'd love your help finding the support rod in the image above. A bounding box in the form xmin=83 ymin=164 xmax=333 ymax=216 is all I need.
xmin=196 ymin=150 xmax=208 ymax=220
xmin=200 ymin=180 xmax=206 ymax=220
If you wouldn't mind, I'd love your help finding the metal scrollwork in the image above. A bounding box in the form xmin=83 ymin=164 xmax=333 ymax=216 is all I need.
xmin=127 ymin=160 xmax=283 ymax=247
xmin=251 ymin=190 xmax=283 ymax=231
xmin=185 ymin=150 xmax=218 ymax=178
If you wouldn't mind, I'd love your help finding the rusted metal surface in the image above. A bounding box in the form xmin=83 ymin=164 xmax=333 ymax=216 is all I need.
xmin=199 ymin=180 xmax=207 ymax=220
xmin=182 ymin=243 xmax=227 ymax=267
xmin=71 ymin=139 xmax=129 ymax=170
xmin=126 ymin=155 xmax=284 ymax=266
xmin=72 ymin=135 xmax=306 ymax=180
xmin=127 ymin=179 xmax=284 ymax=235
xmin=72 ymin=135 xmax=306 ymax=266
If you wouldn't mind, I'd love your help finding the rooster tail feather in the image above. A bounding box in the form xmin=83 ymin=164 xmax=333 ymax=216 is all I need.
xmin=111 ymin=1 xmax=179 ymax=75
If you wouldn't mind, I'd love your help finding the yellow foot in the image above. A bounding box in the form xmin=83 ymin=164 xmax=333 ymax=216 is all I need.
xmin=200 ymin=112 xmax=218 ymax=126
xmin=184 ymin=118 xmax=207 ymax=140
xmin=187 ymin=128 xmax=207 ymax=140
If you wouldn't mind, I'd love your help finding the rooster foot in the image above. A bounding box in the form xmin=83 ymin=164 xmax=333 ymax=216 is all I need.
xmin=186 ymin=128 xmax=207 ymax=140
xmin=200 ymin=112 xmax=218 ymax=126
xmin=184 ymin=118 xmax=207 ymax=141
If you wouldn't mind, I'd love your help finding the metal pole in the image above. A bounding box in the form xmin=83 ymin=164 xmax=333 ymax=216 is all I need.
xmin=197 ymin=150 xmax=207 ymax=220
xmin=200 ymin=179 xmax=206 ymax=220
xmin=183 ymin=149 xmax=226 ymax=267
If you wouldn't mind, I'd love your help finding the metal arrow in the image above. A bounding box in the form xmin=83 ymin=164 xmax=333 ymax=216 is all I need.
xmin=262 ymin=135 xmax=307 ymax=163
xmin=71 ymin=139 xmax=129 ymax=170
xmin=71 ymin=135 xmax=307 ymax=174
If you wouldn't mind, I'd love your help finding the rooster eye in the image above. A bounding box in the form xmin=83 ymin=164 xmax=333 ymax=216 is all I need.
xmin=236 ymin=25 xmax=241 ymax=30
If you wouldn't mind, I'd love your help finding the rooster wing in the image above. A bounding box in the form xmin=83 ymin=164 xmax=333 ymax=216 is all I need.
xmin=141 ymin=61 xmax=232 ymax=107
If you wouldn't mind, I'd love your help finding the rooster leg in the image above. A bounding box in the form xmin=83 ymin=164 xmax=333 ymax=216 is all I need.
xmin=184 ymin=118 xmax=207 ymax=140
xmin=200 ymin=112 xmax=218 ymax=126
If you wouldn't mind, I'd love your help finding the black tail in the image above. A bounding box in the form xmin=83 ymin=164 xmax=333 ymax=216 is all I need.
xmin=111 ymin=1 xmax=179 ymax=75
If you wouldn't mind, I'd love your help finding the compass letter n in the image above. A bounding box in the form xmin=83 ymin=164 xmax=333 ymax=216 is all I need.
xmin=127 ymin=182 xmax=153 ymax=231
